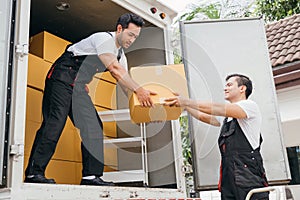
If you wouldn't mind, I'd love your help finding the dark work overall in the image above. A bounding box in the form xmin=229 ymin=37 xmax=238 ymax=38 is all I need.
xmin=25 ymin=46 xmax=122 ymax=178
xmin=218 ymin=118 xmax=269 ymax=200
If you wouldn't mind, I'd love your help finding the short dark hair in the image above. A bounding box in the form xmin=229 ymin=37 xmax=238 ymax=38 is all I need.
xmin=116 ymin=13 xmax=144 ymax=29
xmin=226 ymin=73 xmax=253 ymax=99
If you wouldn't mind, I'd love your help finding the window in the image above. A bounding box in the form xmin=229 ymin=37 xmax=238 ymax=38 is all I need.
xmin=286 ymin=146 xmax=300 ymax=184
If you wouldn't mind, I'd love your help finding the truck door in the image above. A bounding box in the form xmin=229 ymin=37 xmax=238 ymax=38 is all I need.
xmin=0 ymin=0 xmax=16 ymax=187
xmin=180 ymin=18 xmax=291 ymax=191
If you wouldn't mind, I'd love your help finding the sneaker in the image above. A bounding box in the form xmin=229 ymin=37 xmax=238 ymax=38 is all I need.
xmin=24 ymin=174 xmax=56 ymax=184
xmin=80 ymin=177 xmax=114 ymax=186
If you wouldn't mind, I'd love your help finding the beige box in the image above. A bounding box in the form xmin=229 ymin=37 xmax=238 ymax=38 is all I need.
xmin=23 ymin=155 xmax=81 ymax=185
xmin=95 ymin=71 xmax=117 ymax=84
xmin=45 ymin=159 xmax=80 ymax=185
xmin=29 ymin=31 xmax=71 ymax=63
xmin=96 ymin=106 xmax=117 ymax=138
xmin=104 ymin=147 xmax=118 ymax=171
xmin=52 ymin=118 xmax=82 ymax=162
xmin=24 ymin=120 xmax=41 ymax=156
xmin=129 ymin=64 xmax=188 ymax=123
xmin=27 ymin=53 xmax=52 ymax=90
xmin=87 ymin=77 xmax=117 ymax=109
xmin=26 ymin=87 xmax=43 ymax=123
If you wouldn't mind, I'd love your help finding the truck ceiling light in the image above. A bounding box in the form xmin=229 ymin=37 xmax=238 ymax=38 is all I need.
xmin=150 ymin=7 xmax=157 ymax=14
xmin=56 ymin=2 xmax=70 ymax=11
xmin=159 ymin=13 xmax=166 ymax=19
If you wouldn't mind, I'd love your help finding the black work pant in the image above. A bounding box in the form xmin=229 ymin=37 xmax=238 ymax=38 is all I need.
xmin=25 ymin=78 xmax=104 ymax=177
xmin=221 ymin=155 xmax=269 ymax=200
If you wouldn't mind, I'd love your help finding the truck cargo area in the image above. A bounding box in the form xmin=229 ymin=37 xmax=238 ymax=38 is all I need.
xmin=0 ymin=0 xmax=187 ymax=199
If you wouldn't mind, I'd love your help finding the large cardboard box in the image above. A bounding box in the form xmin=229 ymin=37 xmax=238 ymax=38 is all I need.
xmin=27 ymin=53 xmax=52 ymax=90
xmin=129 ymin=64 xmax=189 ymax=123
xmin=25 ymin=87 xmax=43 ymax=123
xmin=52 ymin=118 xmax=81 ymax=162
xmin=96 ymin=106 xmax=117 ymax=138
xmin=29 ymin=31 xmax=71 ymax=63
xmin=24 ymin=120 xmax=41 ymax=156
xmin=88 ymin=77 xmax=117 ymax=109
xmin=95 ymin=71 xmax=117 ymax=84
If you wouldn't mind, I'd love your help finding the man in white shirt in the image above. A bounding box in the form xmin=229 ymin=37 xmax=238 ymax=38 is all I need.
xmin=165 ymin=74 xmax=269 ymax=200
xmin=25 ymin=13 xmax=156 ymax=186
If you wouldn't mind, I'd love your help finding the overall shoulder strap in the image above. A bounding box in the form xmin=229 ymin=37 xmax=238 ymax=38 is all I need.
xmin=106 ymin=32 xmax=122 ymax=62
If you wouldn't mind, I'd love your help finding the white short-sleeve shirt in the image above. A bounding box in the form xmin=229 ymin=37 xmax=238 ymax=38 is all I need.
xmin=67 ymin=32 xmax=128 ymax=71
xmin=234 ymin=99 xmax=262 ymax=150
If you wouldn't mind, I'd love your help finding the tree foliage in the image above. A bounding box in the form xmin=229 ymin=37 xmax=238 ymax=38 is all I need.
xmin=179 ymin=0 xmax=254 ymax=22
xmin=179 ymin=3 xmax=221 ymax=21
xmin=255 ymin=0 xmax=300 ymax=22
xmin=180 ymin=116 xmax=192 ymax=165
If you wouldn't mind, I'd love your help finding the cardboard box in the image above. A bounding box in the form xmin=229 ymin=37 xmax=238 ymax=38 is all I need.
xmin=88 ymin=77 xmax=117 ymax=109
xmin=23 ymin=155 xmax=81 ymax=185
xmin=104 ymin=147 xmax=118 ymax=171
xmin=95 ymin=71 xmax=117 ymax=83
xmin=26 ymin=87 xmax=43 ymax=123
xmin=24 ymin=120 xmax=41 ymax=156
xmin=29 ymin=31 xmax=71 ymax=63
xmin=96 ymin=106 xmax=117 ymax=138
xmin=45 ymin=159 xmax=80 ymax=184
xmin=52 ymin=118 xmax=81 ymax=162
xmin=27 ymin=53 xmax=52 ymax=90
xmin=129 ymin=64 xmax=188 ymax=123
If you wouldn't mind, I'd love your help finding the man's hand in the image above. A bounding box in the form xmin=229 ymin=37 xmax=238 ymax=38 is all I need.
xmin=164 ymin=96 xmax=181 ymax=107
xmin=164 ymin=93 xmax=188 ymax=107
xmin=135 ymin=87 xmax=157 ymax=107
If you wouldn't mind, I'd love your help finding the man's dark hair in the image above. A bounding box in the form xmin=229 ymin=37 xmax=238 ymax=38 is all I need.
xmin=116 ymin=13 xmax=144 ymax=29
xmin=226 ymin=73 xmax=253 ymax=99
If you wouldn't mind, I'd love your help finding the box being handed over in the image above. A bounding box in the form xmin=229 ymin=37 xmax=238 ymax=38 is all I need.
xmin=129 ymin=64 xmax=189 ymax=123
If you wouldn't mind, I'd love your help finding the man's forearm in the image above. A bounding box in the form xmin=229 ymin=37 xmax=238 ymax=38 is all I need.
xmin=107 ymin=62 xmax=140 ymax=93
xmin=117 ymin=72 xmax=140 ymax=93
xmin=186 ymin=99 xmax=226 ymax=117
xmin=185 ymin=107 xmax=220 ymax=126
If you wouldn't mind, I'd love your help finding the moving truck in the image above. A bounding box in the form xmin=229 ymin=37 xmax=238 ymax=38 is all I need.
xmin=0 ymin=0 xmax=297 ymax=199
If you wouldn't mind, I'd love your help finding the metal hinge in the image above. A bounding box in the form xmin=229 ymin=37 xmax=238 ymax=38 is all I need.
xmin=15 ymin=44 xmax=29 ymax=57
xmin=10 ymin=144 xmax=24 ymax=157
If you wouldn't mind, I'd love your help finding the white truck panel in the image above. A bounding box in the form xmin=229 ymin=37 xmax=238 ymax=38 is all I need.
xmin=0 ymin=0 xmax=13 ymax=186
xmin=180 ymin=18 xmax=290 ymax=189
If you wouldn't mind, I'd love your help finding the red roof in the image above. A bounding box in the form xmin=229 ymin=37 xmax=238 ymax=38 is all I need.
xmin=265 ymin=14 xmax=300 ymax=67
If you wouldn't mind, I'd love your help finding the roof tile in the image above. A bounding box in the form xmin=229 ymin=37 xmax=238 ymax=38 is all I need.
xmin=266 ymin=14 xmax=300 ymax=67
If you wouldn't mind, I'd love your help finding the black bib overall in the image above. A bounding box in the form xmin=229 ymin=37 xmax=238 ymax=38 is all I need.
xmin=218 ymin=118 xmax=269 ymax=200
xmin=25 ymin=43 xmax=122 ymax=178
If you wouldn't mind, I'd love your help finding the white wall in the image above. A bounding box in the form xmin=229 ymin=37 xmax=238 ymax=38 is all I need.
xmin=277 ymin=85 xmax=300 ymax=147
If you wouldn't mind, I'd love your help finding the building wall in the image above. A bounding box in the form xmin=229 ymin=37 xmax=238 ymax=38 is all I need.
xmin=277 ymin=85 xmax=300 ymax=147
